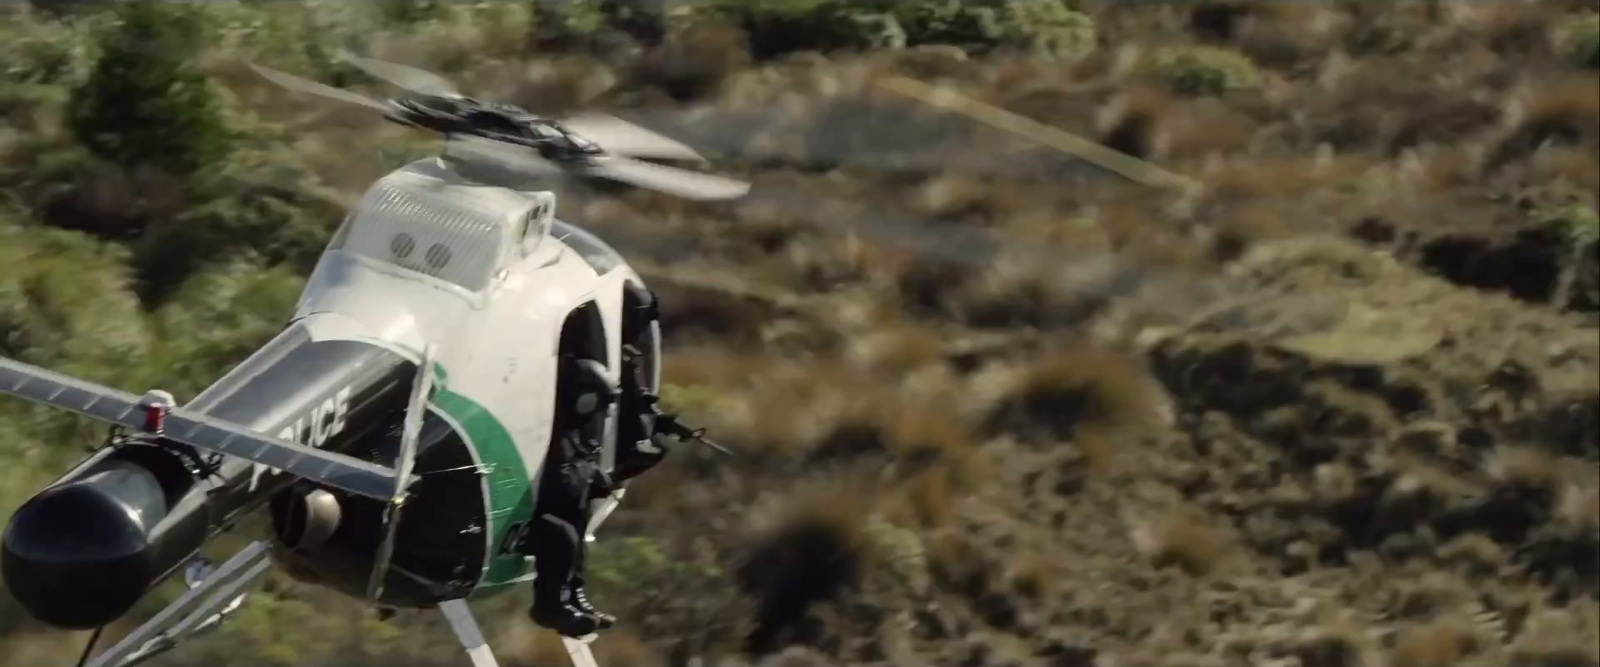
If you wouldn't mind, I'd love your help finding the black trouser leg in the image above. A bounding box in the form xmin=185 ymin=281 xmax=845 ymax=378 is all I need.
xmin=528 ymin=458 xmax=607 ymax=637
xmin=532 ymin=460 xmax=589 ymax=596
xmin=530 ymin=514 xmax=579 ymax=598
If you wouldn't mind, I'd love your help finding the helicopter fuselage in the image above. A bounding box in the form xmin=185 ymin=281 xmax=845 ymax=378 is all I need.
xmin=261 ymin=157 xmax=660 ymax=607
xmin=0 ymin=157 xmax=660 ymax=627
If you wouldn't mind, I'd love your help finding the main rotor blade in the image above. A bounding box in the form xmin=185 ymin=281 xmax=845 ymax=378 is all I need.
xmin=247 ymin=63 xmax=391 ymax=112
xmin=558 ymin=113 xmax=708 ymax=163
xmin=442 ymin=135 xmax=565 ymax=178
xmin=337 ymin=51 xmax=460 ymax=97
xmin=583 ymin=156 xmax=752 ymax=201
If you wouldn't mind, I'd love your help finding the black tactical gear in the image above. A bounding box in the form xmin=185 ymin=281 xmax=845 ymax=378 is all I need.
xmin=527 ymin=355 xmax=615 ymax=637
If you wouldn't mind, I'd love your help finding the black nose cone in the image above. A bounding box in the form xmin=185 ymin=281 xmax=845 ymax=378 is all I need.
xmin=3 ymin=474 xmax=158 ymax=629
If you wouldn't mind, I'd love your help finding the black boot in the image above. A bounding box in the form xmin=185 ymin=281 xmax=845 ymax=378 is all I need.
xmin=529 ymin=581 xmax=601 ymax=638
xmin=568 ymin=580 xmax=615 ymax=630
xmin=525 ymin=515 xmax=601 ymax=638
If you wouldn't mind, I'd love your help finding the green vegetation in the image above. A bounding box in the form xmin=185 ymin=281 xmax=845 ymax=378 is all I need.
xmin=1540 ymin=202 xmax=1600 ymax=247
xmin=1554 ymin=13 xmax=1600 ymax=70
xmin=683 ymin=0 xmax=1095 ymax=60
xmin=68 ymin=4 xmax=233 ymax=176
xmin=1153 ymin=45 xmax=1261 ymax=96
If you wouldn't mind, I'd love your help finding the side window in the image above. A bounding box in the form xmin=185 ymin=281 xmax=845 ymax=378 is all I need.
xmin=521 ymin=192 xmax=555 ymax=256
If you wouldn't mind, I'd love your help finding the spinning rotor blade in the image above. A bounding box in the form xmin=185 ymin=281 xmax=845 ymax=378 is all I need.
xmin=448 ymin=135 xmax=748 ymax=201
xmin=581 ymin=155 xmax=752 ymax=201
xmin=247 ymin=63 xmax=391 ymax=112
xmin=337 ymin=51 xmax=461 ymax=97
xmin=444 ymin=135 xmax=562 ymax=174
xmin=559 ymin=113 xmax=708 ymax=163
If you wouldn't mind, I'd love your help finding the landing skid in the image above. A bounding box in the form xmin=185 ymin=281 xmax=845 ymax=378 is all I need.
xmin=83 ymin=541 xmax=272 ymax=667
xmin=74 ymin=540 xmax=602 ymax=667
xmin=563 ymin=635 xmax=600 ymax=667
xmin=438 ymin=599 xmax=598 ymax=667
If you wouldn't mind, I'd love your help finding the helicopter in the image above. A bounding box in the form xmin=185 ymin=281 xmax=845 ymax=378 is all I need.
xmin=0 ymin=52 xmax=750 ymax=667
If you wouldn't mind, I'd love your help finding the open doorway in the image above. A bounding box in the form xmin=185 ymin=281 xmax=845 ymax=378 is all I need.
xmin=621 ymin=281 xmax=659 ymax=395
xmin=556 ymin=300 xmax=609 ymax=447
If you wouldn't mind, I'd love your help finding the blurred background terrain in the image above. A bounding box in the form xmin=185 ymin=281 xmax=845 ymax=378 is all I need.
xmin=0 ymin=1 xmax=1597 ymax=665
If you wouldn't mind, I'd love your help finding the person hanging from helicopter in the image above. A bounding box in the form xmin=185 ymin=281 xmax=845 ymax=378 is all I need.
xmin=612 ymin=285 xmax=671 ymax=484
xmin=524 ymin=289 xmax=726 ymax=638
xmin=610 ymin=286 xmax=728 ymax=484
xmin=524 ymin=351 xmax=617 ymax=638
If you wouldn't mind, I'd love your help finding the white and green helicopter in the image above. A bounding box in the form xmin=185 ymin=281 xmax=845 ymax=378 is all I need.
xmin=0 ymin=54 xmax=748 ymax=667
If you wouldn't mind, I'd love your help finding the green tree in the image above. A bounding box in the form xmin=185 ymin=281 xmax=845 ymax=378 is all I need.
xmin=66 ymin=3 xmax=232 ymax=176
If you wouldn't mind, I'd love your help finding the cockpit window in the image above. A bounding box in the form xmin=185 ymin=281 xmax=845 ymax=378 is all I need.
xmin=550 ymin=219 xmax=623 ymax=275
xmin=332 ymin=179 xmax=507 ymax=292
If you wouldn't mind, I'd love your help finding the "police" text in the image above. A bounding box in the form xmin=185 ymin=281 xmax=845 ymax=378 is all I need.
xmin=250 ymin=386 xmax=354 ymax=490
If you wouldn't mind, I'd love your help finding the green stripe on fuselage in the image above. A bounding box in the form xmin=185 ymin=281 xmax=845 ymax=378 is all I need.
xmin=428 ymin=365 xmax=533 ymax=596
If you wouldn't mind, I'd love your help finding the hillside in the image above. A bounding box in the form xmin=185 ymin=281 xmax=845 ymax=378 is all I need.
xmin=0 ymin=2 xmax=1597 ymax=666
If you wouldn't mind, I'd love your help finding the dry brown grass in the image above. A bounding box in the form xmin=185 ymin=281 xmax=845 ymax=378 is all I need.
xmin=1487 ymin=444 xmax=1568 ymax=497
xmin=846 ymin=324 xmax=947 ymax=375
xmin=1231 ymin=3 xmax=1354 ymax=71
xmin=907 ymin=174 xmax=1032 ymax=225
xmin=634 ymin=21 xmax=751 ymax=103
xmin=987 ymin=343 xmax=1168 ymax=446
xmin=1096 ymin=83 xmax=1179 ymax=159
xmin=883 ymin=406 xmax=976 ymax=472
xmin=1004 ymin=551 xmax=1068 ymax=602
xmin=1528 ymin=145 xmax=1600 ymax=193
xmin=1508 ymin=604 xmax=1600 ymax=666
xmin=1490 ymin=75 xmax=1600 ymax=170
xmin=1555 ymin=484 xmax=1600 ymax=532
xmin=1130 ymin=507 xmax=1241 ymax=577
xmin=891 ymin=465 xmax=959 ymax=529
xmin=1197 ymin=152 xmax=1381 ymax=202
xmin=1387 ymin=617 xmax=1488 ymax=667
xmin=1403 ymin=144 xmax=1487 ymax=194
xmin=499 ymin=626 xmax=664 ymax=667
xmin=1150 ymin=96 xmax=1260 ymax=162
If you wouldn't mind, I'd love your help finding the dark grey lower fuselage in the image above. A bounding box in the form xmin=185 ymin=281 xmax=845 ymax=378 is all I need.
xmin=1 ymin=322 xmax=488 ymax=630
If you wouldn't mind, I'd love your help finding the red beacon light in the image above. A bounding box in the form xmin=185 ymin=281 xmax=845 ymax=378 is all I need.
xmin=139 ymin=389 xmax=176 ymax=434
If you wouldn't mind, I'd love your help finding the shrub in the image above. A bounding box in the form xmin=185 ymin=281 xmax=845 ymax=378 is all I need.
xmin=892 ymin=0 xmax=1007 ymax=50
xmin=1003 ymin=0 xmax=1097 ymax=62
xmin=686 ymin=0 xmax=1094 ymax=62
xmin=887 ymin=0 xmax=1095 ymax=60
xmin=1539 ymin=203 xmax=1600 ymax=248
xmin=701 ymin=0 xmax=906 ymax=60
xmin=0 ymin=219 xmax=149 ymax=380
xmin=738 ymin=484 xmax=874 ymax=654
xmin=1153 ymin=46 xmax=1261 ymax=97
xmin=530 ymin=0 xmax=611 ymax=52
xmin=66 ymin=3 xmax=233 ymax=176
xmin=0 ymin=12 xmax=98 ymax=87
xmin=372 ymin=0 xmax=447 ymax=25
xmin=985 ymin=345 xmax=1167 ymax=444
xmin=1553 ymin=13 xmax=1600 ymax=69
